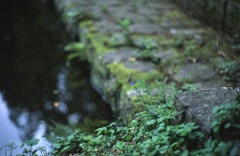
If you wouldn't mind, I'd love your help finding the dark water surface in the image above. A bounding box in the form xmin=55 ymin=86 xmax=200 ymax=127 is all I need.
xmin=0 ymin=0 xmax=113 ymax=153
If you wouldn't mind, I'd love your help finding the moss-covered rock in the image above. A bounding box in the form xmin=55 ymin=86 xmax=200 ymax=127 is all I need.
xmin=54 ymin=0 xmax=237 ymax=123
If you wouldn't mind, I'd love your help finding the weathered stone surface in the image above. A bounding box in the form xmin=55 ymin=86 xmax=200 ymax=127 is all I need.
xmin=106 ymin=5 xmax=148 ymax=23
xmin=174 ymin=87 xmax=240 ymax=134
xmin=90 ymin=45 xmax=159 ymax=112
xmin=95 ymin=21 xmax=121 ymax=34
xmin=54 ymin=0 xmax=236 ymax=123
xmin=132 ymin=37 xmax=158 ymax=49
xmin=173 ymin=0 xmax=240 ymax=35
xmin=193 ymin=79 xmax=225 ymax=89
xmin=129 ymin=24 xmax=162 ymax=34
xmin=169 ymin=28 xmax=205 ymax=36
xmin=153 ymin=49 xmax=177 ymax=63
xmin=145 ymin=1 xmax=176 ymax=11
xmin=103 ymin=48 xmax=138 ymax=63
xmin=136 ymin=7 xmax=159 ymax=16
xmin=173 ymin=63 xmax=216 ymax=82
xmin=95 ymin=0 xmax=122 ymax=7
xmin=123 ymin=61 xmax=155 ymax=72
xmin=109 ymin=33 xmax=127 ymax=46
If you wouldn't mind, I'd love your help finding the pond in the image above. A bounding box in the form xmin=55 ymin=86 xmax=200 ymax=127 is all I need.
xmin=0 ymin=0 xmax=113 ymax=154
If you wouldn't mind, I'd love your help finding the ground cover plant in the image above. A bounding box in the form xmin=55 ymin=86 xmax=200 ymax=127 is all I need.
xmin=49 ymin=81 xmax=240 ymax=156
xmin=1 ymin=81 xmax=239 ymax=156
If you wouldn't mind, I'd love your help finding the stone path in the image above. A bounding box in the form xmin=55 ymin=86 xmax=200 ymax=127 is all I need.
xmin=54 ymin=0 xmax=238 ymax=124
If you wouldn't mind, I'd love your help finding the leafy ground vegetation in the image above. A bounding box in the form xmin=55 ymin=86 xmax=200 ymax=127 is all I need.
xmin=49 ymin=81 xmax=240 ymax=156
xmin=1 ymin=81 xmax=240 ymax=156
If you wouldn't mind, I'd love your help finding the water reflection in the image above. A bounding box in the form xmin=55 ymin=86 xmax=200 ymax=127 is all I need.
xmin=0 ymin=93 xmax=21 ymax=146
xmin=0 ymin=94 xmax=51 ymax=154
xmin=0 ymin=0 xmax=113 ymax=152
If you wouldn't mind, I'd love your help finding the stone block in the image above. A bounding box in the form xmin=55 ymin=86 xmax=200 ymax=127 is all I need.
xmin=174 ymin=87 xmax=240 ymax=134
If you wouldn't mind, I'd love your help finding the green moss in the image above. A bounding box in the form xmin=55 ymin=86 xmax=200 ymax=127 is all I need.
xmin=79 ymin=20 xmax=97 ymax=32
xmin=132 ymin=70 xmax=163 ymax=82
xmin=93 ymin=61 xmax=107 ymax=77
xmin=151 ymin=9 xmax=200 ymax=28
xmin=182 ymin=32 xmax=230 ymax=62
xmin=107 ymin=63 xmax=137 ymax=84
xmin=65 ymin=2 xmax=80 ymax=10
xmin=163 ymin=10 xmax=188 ymax=20
xmin=164 ymin=9 xmax=200 ymax=27
xmin=157 ymin=35 xmax=179 ymax=47
xmin=88 ymin=33 xmax=114 ymax=54
xmin=132 ymin=34 xmax=158 ymax=42
xmin=79 ymin=21 xmax=114 ymax=54
xmin=108 ymin=63 xmax=163 ymax=86
xmin=132 ymin=33 xmax=177 ymax=48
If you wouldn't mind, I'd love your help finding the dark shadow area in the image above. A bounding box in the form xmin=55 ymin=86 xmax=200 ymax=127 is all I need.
xmin=0 ymin=0 xmax=113 ymax=142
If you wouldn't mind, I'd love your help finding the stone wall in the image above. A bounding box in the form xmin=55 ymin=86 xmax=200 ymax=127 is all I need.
xmin=53 ymin=0 xmax=235 ymax=126
xmin=173 ymin=0 xmax=240 ymax=35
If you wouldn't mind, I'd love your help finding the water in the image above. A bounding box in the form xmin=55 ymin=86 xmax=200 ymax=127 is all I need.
xmin=0 ymin=0 xmax=113 ymax=154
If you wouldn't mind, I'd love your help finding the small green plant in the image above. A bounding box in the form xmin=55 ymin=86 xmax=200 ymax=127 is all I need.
xmin=220 ymin=61 xmax=240 ymax=85
xmin=211 ymin=98 xmax=240 ymax=139
xmin=0 ymin=139 xmax=49 ymax=156
xmin=120 ymin=19 xmax=130 ymax=29
xmin=220 ymin=61 xmax=240 ymax=81
xmin=184 ymin=43 xmax=199 ymax=57
xmin=181 ymin=83 xmax=198 ymax=91
xmin=141 ymin=39 xmax=157 ymax=57
xmin=174 ymin=36 xmax=185 ymax=48
xmin=191 ymin=139 xmax=233 ymax=156
xmin=119 ymin=19 xmax=132 ymax=46
xmin=220 ymin=61 xmax=237 ymax=75
xmin=100 ymin=4 xmax=109 ymax=13
xmin=136 ymin=38 xmax=159 ymax=63
xmin=52 ymin=129 xmax=97 ymax=155
xmin=64 ymin=42 xmax=87 ymax=61
xmin=109 ymin=19 xmax=133 ymax=47
xmin=18 ymin=139 xmax=45 ymax=156
xmin=0 ymin=142 xmax=18 ymax=156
